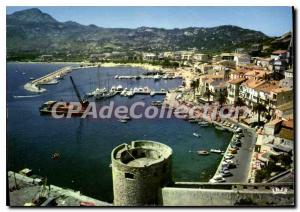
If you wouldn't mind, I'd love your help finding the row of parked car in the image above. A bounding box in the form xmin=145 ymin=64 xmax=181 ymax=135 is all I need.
xmin=221 ymin=120 xmax=243 ymax=133
xmin=209 ymin=128 xmax=245 ymax=183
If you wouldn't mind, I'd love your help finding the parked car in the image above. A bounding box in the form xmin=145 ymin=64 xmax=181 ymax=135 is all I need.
xmin=224 ymin=154 xmax=234 ymax=160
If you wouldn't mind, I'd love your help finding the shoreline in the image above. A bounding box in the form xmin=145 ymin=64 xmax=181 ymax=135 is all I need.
xmin=7 ymin=61 xmax=164 ymax=71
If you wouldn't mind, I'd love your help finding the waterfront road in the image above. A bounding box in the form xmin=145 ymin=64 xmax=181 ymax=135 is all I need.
xmin=225 ymin=127 xmax=257 ymax=183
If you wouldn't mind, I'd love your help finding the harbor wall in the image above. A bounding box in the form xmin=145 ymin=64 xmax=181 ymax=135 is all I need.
xmin=160 ymin=183 xmax=294 ymax=206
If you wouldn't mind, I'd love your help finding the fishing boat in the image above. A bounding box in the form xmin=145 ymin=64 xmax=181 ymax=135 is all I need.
xmin=197 ymin=150 xmax=209 ymax=155
xmin=210 ymin=149 xmax=222 ymax=154
xmin=193 ymin=133 xmax=201 ymax=137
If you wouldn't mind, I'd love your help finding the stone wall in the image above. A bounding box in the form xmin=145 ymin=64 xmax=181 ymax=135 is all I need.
xmin=160 ymin=183 xmax=294 ymax=206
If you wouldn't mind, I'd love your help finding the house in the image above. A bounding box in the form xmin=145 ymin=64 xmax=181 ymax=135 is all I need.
xmin=193 ymin=53 xmax=208 ymax=62
xmin=221 ymin=53 xmax=235 ymax=61
xmin=255 ymin=57 xmax=272 ymax=68
xmin=198 ymin=74 xmax=224 ymax=95
xmin=279 ymin=68 xmax=293 ymax=89
xmin=227 ymin=78 xmax=247 ymax=104
xmin=229 ymin=70 xmax=246 ymax=80
xmin=234 ymin=53 xmax=251 ymax=66
xmin=271 ymin=50 xmax=288 ymax=60
xmin=40 ymin=55 xmax=53 ymax=62
xmin=142 ymin=53 xmax=157 ymax=61
xmin=239 ymin=79 xmax=266 ymax=107
xmin=244 ymin=70 xmax=270 ymax=80
xmin=212 ymin=55 xmax=222 ymax=63
xmin=273 ymin=59 xmax=289 ymax=77
xmin=269 ymin=87 xmax=293 ymax=108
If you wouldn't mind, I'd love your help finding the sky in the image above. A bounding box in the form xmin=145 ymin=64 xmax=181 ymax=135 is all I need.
xmin=6 ymin=6 xmax=293 ymax=36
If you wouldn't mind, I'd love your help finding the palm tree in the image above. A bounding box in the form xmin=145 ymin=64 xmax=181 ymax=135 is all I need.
xmin=253 ymin=102 xmax=267 ymax=125
xmin=235 ymin=97 xmax=245 ymax=121
xmin=216 ymin=90 xmax=228 ymax=106
xmin=203 ymin=89 xmax=213 ymax=102
xmin=190 ymin=80 xmax=197 ymax=100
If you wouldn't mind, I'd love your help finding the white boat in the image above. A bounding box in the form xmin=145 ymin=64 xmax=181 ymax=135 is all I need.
xmin=210 ymin=149 xmax=222 ymax=153
xmin=116 ymin=85 xmax=123 ymax=91
xmin=115 ymin=75 xmax=119 ymax=79
xmin=118 ymin=119 xmax=127 ymax=123
xmin=150 ymin=91 xmax=155 ymax=96
xmin=193 ymin=133 xmax=201 ymax=137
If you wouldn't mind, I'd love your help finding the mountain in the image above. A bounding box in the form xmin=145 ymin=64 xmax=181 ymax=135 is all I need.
xmin=7 ymin=8 xmax=270 ymax=59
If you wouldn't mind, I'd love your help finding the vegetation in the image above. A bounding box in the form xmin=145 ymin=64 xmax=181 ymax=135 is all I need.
xmin=7 ymin=8 xmax=270 ymax=57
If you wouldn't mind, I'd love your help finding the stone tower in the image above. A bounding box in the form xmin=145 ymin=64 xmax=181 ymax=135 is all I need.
xmin=111 ymin=140 xmax=173 ymax=206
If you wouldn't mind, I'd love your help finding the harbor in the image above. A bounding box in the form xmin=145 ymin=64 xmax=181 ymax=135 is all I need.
xmin=7 ymin=63 xmax=232 ymax=203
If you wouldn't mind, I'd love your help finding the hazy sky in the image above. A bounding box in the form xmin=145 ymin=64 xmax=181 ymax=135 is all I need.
xmin=6 ymin=6 xmax=293 ymax=36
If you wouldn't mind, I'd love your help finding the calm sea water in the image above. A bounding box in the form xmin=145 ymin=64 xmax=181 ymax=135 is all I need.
xmin=7 ymin=63 xmax=232 ymax=203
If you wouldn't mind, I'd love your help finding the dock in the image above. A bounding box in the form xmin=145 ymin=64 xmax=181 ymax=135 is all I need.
xmin=24 ymin=66 xmax=73 ymax=93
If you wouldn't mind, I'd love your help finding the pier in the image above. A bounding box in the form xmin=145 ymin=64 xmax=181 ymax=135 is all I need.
xmin=24 ymin=66 xmax=73 ymax=93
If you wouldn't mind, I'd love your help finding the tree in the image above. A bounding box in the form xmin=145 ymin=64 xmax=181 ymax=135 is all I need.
xmin=235 ymin=97 xmax=245 ymax=121
xmin=215 ymin=90 xmax=228 ymax=106
xmin=203 ymin=89 xmax=213 ymax=102
xmin=190 ymin=80 xmax=197 ymax=100
xmin=253 ymin=102 xmax=267 ymax=125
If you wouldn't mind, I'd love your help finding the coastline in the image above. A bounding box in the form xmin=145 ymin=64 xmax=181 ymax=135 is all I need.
xmin=7 ymin=61 xmax=164 ymax=71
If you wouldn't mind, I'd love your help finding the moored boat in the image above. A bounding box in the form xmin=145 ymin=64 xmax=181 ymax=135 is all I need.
xmin=197 ymin=150 xmax=210 ymax=155
xmin=210 ymin=149 xmax=222 ymax=154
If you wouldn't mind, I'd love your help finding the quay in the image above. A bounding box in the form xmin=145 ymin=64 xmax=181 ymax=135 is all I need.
xmin=211 ymin=122 xmax=257 ymax=183
xmin=8 ymin=171 xmax=112 ymax=207
xmin=24 ymin=66 xmax=73 ymax=93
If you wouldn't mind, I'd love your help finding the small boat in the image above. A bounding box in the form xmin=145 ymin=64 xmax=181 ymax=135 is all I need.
xmin=122 ymin=115 xmax=131 ymax=120
xmin=215 ymin=125 xmax=226 ymax=131
xmin=188 ymin=118 xmax=198 ymax=123
xmin=29 ymin=77 xmax=35 ymax=80
xmin=51 ymin=152 xmax=60 ymax=160
xmin=151 ymin=101 xmax=163 ymax=107
xmin=210 ymin=149 xmax=222 ymax=154
xmin=193 ymin=133 xmax=201 ymax=137
xmin=197 ymin=150 xmax=210 ymax=155
xmin=198 ymin=122 xmax=209 ymax=127
xmin=22 ymin=72 xmax=26 ymax=75
xmin=119 ymin=119 xmax=128 ymax=123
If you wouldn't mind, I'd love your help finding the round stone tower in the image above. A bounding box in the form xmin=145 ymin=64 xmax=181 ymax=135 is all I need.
xmin=111 ymin=140 xmax=173 ymax=206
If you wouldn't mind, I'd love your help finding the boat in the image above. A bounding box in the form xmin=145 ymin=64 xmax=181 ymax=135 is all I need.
xmin=115 ymin=75 xmax=119 ymax=79
xmin=39 ymin=76 xmax=89 ymax=116
xmin=197 ymin=150 xmax=209 ymax=155
xmin=153 ymin=74 xmax=161 ymax=81
xmin=215 ymin=125 xmax=226 ymax=131
xmin=122 ymin=115 xmax=131 ymax=120
xmin=193 ymin=133 xmax=201 ymax=137
xmin=95 ymin=90 xmax=117 ymax=100
xmin=29 ymin=77 xmax=35 ymax=80
xmin=116 ymin=85 xmax=123 ymax=91
xmin=210 ymin=149 xmax=222 ymax=154
xmin=188 ymin=119 xmax=198 ymax=123
xmin=150 ymin=91 xmax=155 ymax=96
xmin=151 ymin=100 xmax=163 ymax=107
xmin=198 ymin=122 xmax=209 ymax=127
xmin=51 ymin=152 xmax=60 ymax=160
xmin=118 ymin=119 xmax=128 ymax=123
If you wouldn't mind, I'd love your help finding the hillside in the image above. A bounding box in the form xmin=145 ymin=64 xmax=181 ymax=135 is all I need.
xmin=7 ymin=8 xmax=271 ymax=59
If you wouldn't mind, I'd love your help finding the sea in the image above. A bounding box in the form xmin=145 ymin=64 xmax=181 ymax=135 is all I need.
xmin=7 ymin=62 xmax=232 ymax=203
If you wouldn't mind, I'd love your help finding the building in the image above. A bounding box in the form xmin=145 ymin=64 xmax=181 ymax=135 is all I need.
xmin=239 ymin=79 xmax=266 ymax=107
xmin=234 ymin=54 xmax=251 ymax=66
xmin=227 ymin=78 xmax=247 ymax=104
xmin=193 ymin=53 xmax=208 ymax=62
xmin=142 ymin=53 xmax=157 ymax=61
xmin=111 ymin=140 xmax=172 ymax=206
xmin=271 ymin=50 xmax=288 ymax=60
xmin=269 ymin=87 xmax=293 ymax=109
xmin=40 ymin=55 xmax=53 ymax=62
xmin=220 ymin=53 xmax=235 ymax=61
